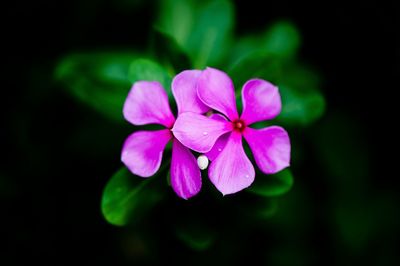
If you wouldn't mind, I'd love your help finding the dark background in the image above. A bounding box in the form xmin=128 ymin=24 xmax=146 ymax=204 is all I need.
xmin=3 ymin=0 xmax=399 ymax=265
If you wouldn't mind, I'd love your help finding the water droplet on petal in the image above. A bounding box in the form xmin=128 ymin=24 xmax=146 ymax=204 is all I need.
xmin=197 ymin=155 xmax=209 ymax=170
xmin=218 ymin=148 xmax=222 ymax=152
xmin=245 ymin=174 xmax=249 ymax=178
xmin=203 ymin=131 xmax=208 ymax=136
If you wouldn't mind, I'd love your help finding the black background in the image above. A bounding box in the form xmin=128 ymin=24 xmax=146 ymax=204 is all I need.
xmin=3 ymin=0 xmax=399 ymax=265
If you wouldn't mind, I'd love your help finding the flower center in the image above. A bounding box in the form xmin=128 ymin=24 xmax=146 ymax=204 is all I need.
xmin=232 ymin=119 xmax=246 ymax=133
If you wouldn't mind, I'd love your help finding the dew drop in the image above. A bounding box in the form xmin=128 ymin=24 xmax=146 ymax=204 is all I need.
xmin=203 ymin=131 xmax=208 ymax=136
xmin=197 ymin=155 xmax=209 ymax=170
xmin=245 ymin=174 xmax=249 ymax=178
xmin=218 ymin=148 xmax=222 ymax=152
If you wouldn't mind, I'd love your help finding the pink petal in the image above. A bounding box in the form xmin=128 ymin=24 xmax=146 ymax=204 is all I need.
xmin=170 ymin=139 xmax=202 ymax=199
xmin=197 ymin=67 xmax=239 ymax=121
xmin=172 ymin=70 xmax=209 ymax=114
xmin=209 ymin=113 xmax=227 ymax=121
xmin=172 ymin=112 xmax=232 ymax=153
xmin=243 ymin=126 xmax=290 ymax=174
xmin=123 ymin=81 xmax=175 ymax=128
xmin=204 ymin=114 xmax=229 ymax=161
xmin=205 ymin=133 xmax=230 ymax=161
xmin=208 ymin=132 xmax=255 ymax=195
xmin=240 ymin=79 xmax=282 ymax=125
xmin=121 ymin=129 xmax=172 ymax=177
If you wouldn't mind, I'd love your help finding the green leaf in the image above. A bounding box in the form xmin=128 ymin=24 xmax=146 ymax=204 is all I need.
xmin=152 ymin=29 xmax=192 ymax=73
xmin=128 ymin=58 xmax=172 ymax=94
xmin=263 ymin=20 xmax=301 ymax=59
xmin=228 ymin=52 xmax=282 ymax=92
xmin=157 ymin=0 xmax=234 ymax=68
xmin=277 ymin=85 xmax=325 ymax=127
xmin=101 ymin=168 xmax=163 ymax=226
xmin=227 ymin=20 xmax=300 ymax=68
xmin=227 ymin=35 xmax=260 ymax=67
xmin=55 ymin=52 xmax=136 ymax=122
xmin=229 ymin=55 xmax=325 ymax=127
xmin=276 ymin=64 xmax=325 ymax=126
xmin=248 ymin=169 xmax=294 ymax=197
xmin=157 ymin=0 xmax=194 ymax=47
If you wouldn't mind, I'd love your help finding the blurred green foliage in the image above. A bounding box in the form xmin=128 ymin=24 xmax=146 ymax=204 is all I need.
xmin=228 ymin=21 xmax=325 ymax=126
xmin=128 ymin=58 xmax=172 ymax=96
xmin=249 ymin=169 xmax=294 ymax=197
xmin=1 ymin=0 xmax=394 ymax=264
xmin=157 ymin=0 xmax=234 ymax=68
xmin=228 ymin=20 xmax=300 ymax=66
xmin=56 ymin=1 xmax=324 ymax=127
xmin=55 ymin=52 xmax=136 ymax=122
xmin=263 ymin=21 xmax=301 ymax=59
xmin=101 ymin=167 xmax=164 ymax=226
xmin=55 ymin=0 xmax=328 ymax=251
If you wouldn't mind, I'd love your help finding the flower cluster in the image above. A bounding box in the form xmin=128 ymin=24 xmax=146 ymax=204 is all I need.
xmin=121 ymin=67 xmax=291 ymax=199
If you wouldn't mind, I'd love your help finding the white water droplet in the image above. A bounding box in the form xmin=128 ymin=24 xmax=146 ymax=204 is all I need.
xmin=197 ymin=155 xmax=209 ymax=170
xmin=245 ymin=174 xmax=249 ymax=178
xmin=203 ymin=131 xmax=208 ymax=136
xmin=218 ymin=148 xmax=222 ymax=152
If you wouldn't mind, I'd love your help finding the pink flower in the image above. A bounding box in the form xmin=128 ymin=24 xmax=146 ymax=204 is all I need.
xmin=172 ymin=67 xmax=291 ymax=195
xmin=121 ymin=70 xmax=209 ymax=199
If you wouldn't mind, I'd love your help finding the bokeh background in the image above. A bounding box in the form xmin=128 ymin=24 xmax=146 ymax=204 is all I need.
xmin=3 ymin=0 xmax=399 ymax=265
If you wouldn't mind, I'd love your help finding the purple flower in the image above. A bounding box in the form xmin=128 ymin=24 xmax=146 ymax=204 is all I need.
xmin=172 ymin=67 xmax=291 ymax=195
xmin=121 ymin=70 xmax=209 ymax=199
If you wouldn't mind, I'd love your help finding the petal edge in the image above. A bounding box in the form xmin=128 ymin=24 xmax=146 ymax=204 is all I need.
xmin=172 ymin=112 xmax=232 ymax=153
xmin=121 ymin=129 xmax=172 ymax=177
xmin=123 ymin=81 xmax=175 ymax=127
xmin=170 ymin=139 xmax=202 ymax=199
xmin=172 ymin=70 xmax=210 ymax=114
xmin=243 ymin=126 xmax=290 ymax=174
xmin=240 ymin=79 xmax=282 ymax=125
xmin=208 ymin=132 xmax=255 ymax=195
xmin=197 ymin=67 xmax=239 ymax=120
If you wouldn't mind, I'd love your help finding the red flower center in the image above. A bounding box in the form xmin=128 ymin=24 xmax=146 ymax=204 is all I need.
xmin=232 ymin=119 xmax=246 ymax=133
